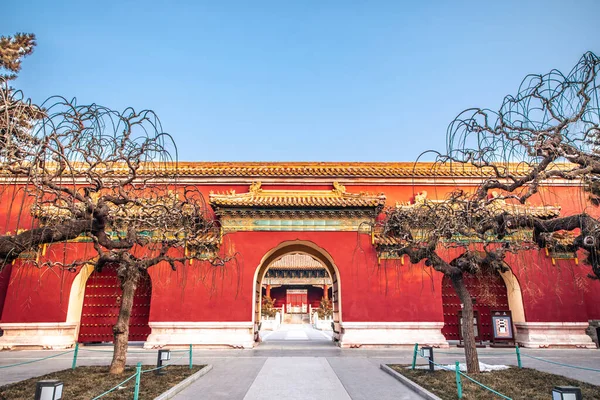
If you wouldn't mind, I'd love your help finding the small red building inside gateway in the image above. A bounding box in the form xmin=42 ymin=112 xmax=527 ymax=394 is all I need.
xmin=0 ymin=162 xmax=599 ymax=349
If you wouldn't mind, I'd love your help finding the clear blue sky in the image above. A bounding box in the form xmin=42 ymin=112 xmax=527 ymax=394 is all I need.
xmin=4 ymin=1 xmax=600 ymax=162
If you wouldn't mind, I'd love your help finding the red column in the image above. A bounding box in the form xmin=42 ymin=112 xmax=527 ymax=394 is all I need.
xmin=266 ymin=284 xmax=271 ymax=298
xmin=323 ymin=284 xmax=328 ymax=300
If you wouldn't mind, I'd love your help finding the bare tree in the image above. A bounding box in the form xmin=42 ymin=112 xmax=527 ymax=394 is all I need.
xmin=0 ymin=33 xmax=57 ymax=266
xmin=378 ymin=51 xmax=599 ymax=373
xmin=0 ymin=32 xmax=222 ymax=374
xmin=14 ymin=98 xmax=219 ymax=374
xmin=0 ymin=33 xmax=42 ymax=160
xmin=445 ymin=51 xmax=600 ymax=278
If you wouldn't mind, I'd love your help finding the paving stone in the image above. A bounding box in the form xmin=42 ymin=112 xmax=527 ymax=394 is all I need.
xmin=1 ymin=324 xmax=599 ymax=399
xmin=243 ymin=357 xmax=351 ymax=400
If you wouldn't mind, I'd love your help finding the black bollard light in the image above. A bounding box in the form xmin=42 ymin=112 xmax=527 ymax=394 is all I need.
xmin=420 ymin=346 xmax=434 ymax=372
xmin=155 ymin=349 xmax=171 ymax=375
xmin=35 ymin=380 xmax=63 ymax=400
xmin=552 ymin=386 xmax=582 ymax=400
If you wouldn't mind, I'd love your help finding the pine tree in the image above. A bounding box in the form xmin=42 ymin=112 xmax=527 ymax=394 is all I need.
xmin=0 ymin=33 xmax=43 ymax=163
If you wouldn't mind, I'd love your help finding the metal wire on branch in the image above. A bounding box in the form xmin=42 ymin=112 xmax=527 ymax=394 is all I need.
xmin=445 ymin=51 xmax=600 ymax=203
xmin=377 ymin=52 xmax=600 ymax=373
xmin=0 ymin=32 xmax=239 ymax=375
xmin=0 ymin=95 xmax=230 ymax=375
xmin=0 ymin=94 xmax=237 ymax=288
xmin=439 ymin=52 xmax=600 ymax=280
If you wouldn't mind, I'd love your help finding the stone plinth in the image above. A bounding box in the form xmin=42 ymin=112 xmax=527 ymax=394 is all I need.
xmin=144 ymin=321 xmax=255 ymax=349
xmin=515 ymin=322 xmax=596 ymax=348
xmin=338 ymin=322 xmax=448 ymax=348
xmin=0 ymin=322 xmax=77 ymax=350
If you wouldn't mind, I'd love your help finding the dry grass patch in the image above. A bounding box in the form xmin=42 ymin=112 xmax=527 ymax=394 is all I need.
xmin=0 ymin=365 xmax=205 ymax=400
xmin=389 ymin=365 xmax=600 ymax=400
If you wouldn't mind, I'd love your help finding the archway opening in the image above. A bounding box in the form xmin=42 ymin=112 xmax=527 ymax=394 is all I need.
xmin=253 ymin=241 xmax=342 ymax=345
xmin=78 ymin=265 xmax=152 ymax=343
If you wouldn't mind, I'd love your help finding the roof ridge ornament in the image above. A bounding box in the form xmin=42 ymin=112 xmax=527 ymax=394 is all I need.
xmin=249 ymin=181 xmax=262 ymax=194
xmin=332 ymin=181 xmax=346 ymax=195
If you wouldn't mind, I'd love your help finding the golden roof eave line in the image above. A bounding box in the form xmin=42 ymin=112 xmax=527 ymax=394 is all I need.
xmin=2 ymin=161 xmax=582 ymax=179
xmin=208 ymin=182 xmax=386 ymax=209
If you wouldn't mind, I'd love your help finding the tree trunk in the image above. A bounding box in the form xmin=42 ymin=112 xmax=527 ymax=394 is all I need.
xmin=109 ymin=265 xmax=140 ymax=374
xmin=450 ymin=273 xmax=480 ymax=374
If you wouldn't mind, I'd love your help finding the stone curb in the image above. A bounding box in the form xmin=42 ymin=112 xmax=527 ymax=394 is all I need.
xmin=380 ymin=364 xmax=443 ymax=400
xmin=154 ymin=364 xmax=213 ymax=400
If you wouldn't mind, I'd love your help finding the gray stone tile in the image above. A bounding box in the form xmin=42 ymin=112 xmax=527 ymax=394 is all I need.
xmin=243 ymin=357 xmax=351 ymax=400
xmin=175 ymin=357 xmax=267 ymax=400
xmin=327 ymin=357 xmax=422 ymax=400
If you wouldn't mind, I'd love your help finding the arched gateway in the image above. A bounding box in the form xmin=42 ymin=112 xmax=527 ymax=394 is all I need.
xmin=253 ymin=241 xmax=342 ymax=342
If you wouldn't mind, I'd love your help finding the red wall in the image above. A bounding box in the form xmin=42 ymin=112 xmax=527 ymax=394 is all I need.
xmin=307 ymin=286 xmax=324 ymax=308
xmin=0 ymin=242 xmax=94 ymax=323
xmin=269 ymin=286 xmax=286 ymax=309
xmin=147 ymin=231 xmax=445 ymax=323
xmin=0 ymin=263 xmax=12 ymax=320
xmin=505 ymin=250 xmax=600 ymax=322
xmin=1 ymin=180 xmax=599 ymax=326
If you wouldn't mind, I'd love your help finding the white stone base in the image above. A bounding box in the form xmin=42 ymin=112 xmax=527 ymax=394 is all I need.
xmin=515 ymin=322 xmax=597 ymax=348
xmin=260 ymin=318 xmax=280 ymax=331
xmin=144 ymin=321 xmax=255 ymax=349
xmin=338 ymin=322 xmax=449 ymax=348
xmin=0 ymin=322 xmax=77 ymax=350
xmin=315 ymin=319 xmax=333 ymax=331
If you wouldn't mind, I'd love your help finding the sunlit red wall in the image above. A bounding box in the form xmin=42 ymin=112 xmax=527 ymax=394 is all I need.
xmin=1 ymin=178 xmax=599 ymax=326
xmin=0 ymin=263 xmax=12 ymax=320
xmin=0 ymin=242 xmax=95 ymax=323
xmin=146 ymin=230 xmax=445 ymax=323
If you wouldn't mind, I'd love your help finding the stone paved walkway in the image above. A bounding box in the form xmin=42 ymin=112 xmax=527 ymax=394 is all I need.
xmin=243 ymin=357 xmax=351 ymax=400
xmin=175 ymin=324 xmax=420 ymax=399
xmin=2 ymin=324 xmax=600 ymax=399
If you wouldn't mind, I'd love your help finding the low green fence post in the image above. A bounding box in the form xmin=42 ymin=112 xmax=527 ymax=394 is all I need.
xmin=515 ymin=344 xmax=522 ymax=368
xmin=455 ymin=361 xmax=463 ymax=399
xmin=133 ymin=362 xmax=142 ymax=400
xmin=71 ymin=342 xmax=79 ymax=370
xmin=189 ymin=344 xmax=193 ymax=370
xmin=411 ymin=343 xmax=418 ymax=370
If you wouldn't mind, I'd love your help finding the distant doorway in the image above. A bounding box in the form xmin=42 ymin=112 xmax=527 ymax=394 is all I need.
xmin=262 ymin=253 xmax=333 ymax=324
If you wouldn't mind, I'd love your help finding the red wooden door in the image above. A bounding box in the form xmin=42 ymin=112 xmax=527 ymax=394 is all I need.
xmin=78 ymin=266 xmax=151 ymax=343
xmin=286 ymin=289 xmax=308 ymax=313
xmin=441 ymin=273 xmax=509 ymax=342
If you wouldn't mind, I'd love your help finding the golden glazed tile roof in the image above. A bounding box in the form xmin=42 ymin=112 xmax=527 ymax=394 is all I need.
xmin=170 ymin=161 xmax=549 ymax=178
xmin=7 ymin=161 xmax=578 ymax=179
xmin=209 ymin=182 xmax=386 ymax=209
xmin=187 ymin=231 xmax=221 ymax=246
xmin=395 ymin=191 xmax=561 ymax=218
xmin=373 ymin=234 xmax=406 ymax=246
